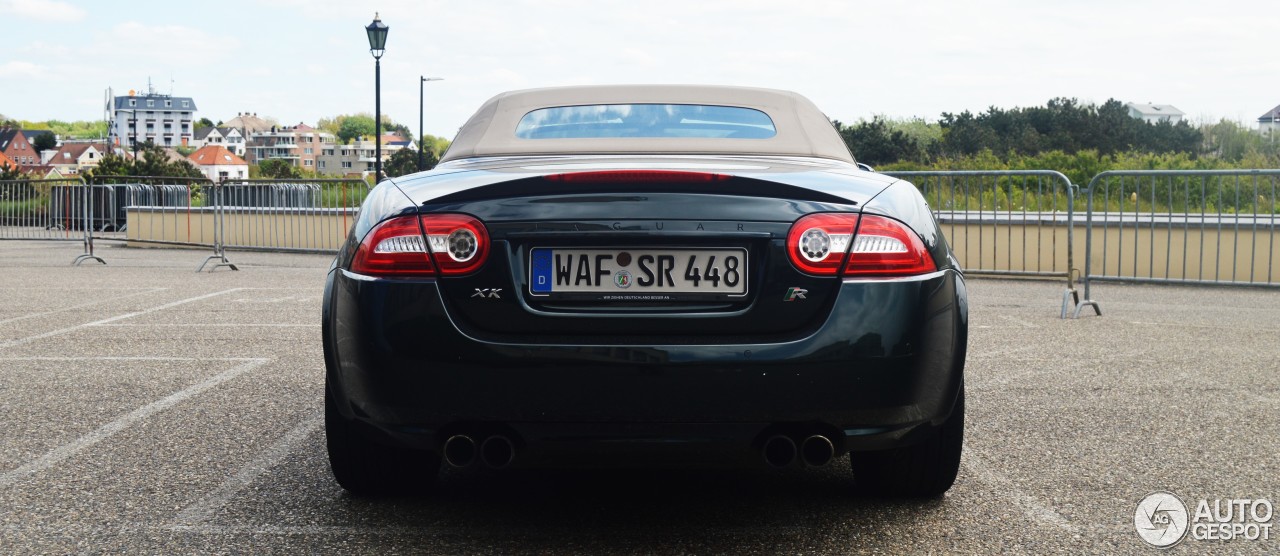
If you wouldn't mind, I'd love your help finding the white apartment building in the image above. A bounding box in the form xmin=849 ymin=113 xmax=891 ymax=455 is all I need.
xmin=109 ymin=91 xmax=197 ymax=149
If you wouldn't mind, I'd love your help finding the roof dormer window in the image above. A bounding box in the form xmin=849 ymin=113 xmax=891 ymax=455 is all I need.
xmin=147 ymin=100 xmax=154 ymax=107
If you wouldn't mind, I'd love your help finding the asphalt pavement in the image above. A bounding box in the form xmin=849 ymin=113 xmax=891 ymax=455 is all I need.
xmin=0 ymin=240 xmax=1276 ymax=554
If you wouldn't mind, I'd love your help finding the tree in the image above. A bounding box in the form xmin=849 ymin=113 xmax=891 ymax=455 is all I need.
xmin=32 ymin=132 xmax=57 ymax=155
xmin=87 ymin=141 xmax=204 ymax=179
xmin=0 ymin=160 xmax=25 ymax=180
xmin=337 ymin=115 xmax=376 ymax=144
xmin=197 ymin=117 xmax=215 ymax=129
xmin=257 ymin=159 xmax=301 ymax=179
xmin=383 ymin=147 xmax=422 ymax=178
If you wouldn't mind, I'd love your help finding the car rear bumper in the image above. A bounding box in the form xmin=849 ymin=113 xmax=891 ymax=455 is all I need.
xmin=323 ymin=268 xmax=966 ymax=458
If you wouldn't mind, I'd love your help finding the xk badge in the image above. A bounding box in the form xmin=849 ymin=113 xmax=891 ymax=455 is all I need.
xmin=783 ymin=287 xmax=808 ymax=302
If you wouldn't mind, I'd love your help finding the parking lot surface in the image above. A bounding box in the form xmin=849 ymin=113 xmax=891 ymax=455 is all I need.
xmin=0 ymin=240 xmax=1276 ymax=554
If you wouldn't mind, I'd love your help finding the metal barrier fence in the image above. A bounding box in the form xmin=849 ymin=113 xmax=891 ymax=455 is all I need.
xmin=1073 ymin=170 xmax=1280 ymax=317
xmin=85 ymin=176 xmax=369 ymax=271
xmin=886 ymin=170 xmax=1080 ymax=317
xmin=0 ymin=177 xmax=105 ymax=265
xmin=213 ymin=179 xmax=368 ymax=257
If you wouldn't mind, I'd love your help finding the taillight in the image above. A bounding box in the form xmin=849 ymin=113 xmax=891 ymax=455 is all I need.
xmin=420 ymin=214 xmax=489 ymax=275
xmin=349 ymin=213 xmax=489 ymax=277
xmin=350 ymin=215 xmax=435 ymax=277
xmin=843 ymin=214 xmax=936 ymax=277
xmin=786 ymin=213 xmax=859 ymax=275
xmin=786 ymin=213 xmax=936 ymax=277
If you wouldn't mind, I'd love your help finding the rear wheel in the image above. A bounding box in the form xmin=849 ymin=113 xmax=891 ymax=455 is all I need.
xmin=325 ymin=381 xmax=440 ymax=496
xmin=850 ymin=385 xmax=964 ymax=497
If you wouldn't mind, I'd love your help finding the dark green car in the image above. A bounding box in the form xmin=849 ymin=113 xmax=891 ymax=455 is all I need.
xmin=322 ymin=85 xmax=967 ymax=497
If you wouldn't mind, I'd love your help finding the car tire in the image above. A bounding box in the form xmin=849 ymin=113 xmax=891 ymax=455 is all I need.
xmin=325 ymin=382 xmax=440 ymax=496
xmin=850 ymin=384 xmax=964 ymax=497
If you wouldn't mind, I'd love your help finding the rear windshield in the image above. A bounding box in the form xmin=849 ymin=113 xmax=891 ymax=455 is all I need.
xmin=515 ymin=104 xmax=777 ymax=139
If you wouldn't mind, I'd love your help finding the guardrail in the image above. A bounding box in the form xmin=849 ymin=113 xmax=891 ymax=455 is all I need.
xmin=886 ymin=170 xmax=1080 ymax=317
xmin=1073 ymin=170 xmax=1280 ymax=317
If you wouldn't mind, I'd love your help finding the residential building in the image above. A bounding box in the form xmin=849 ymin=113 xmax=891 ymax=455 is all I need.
xmin=245 ymin=123 xmax=336 ymax=170
xmin=43 ymin=142 xmax=106 ymax=175
xmin=1258 ymin=105 xmax=1280 ymax=136
xmin=223 ymin=112 xmax=273 ymax=135
xmin=315 ymin=133 xmax=413 ymax=177
xmin=108 ymin=89 xmax=197 ymax=149
xmin=0 ymin=127 xmax=40 ymax=167
xmin=1125 ymin=103 xmax=1184 ymax=124
xmin=191 ymin=126 xmax=247 ymax=156
xmin=188 ymin=145 xmax=248 ymax=181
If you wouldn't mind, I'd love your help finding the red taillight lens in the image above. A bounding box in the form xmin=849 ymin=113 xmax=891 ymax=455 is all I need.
xmin=842 ymin=214 xmax=936 ymax=277
xmin=543 ymin=170 xmax=732 ymax=184
xmin=421 ymin=214 xmax=489 ymax=275
xmin=350 ymin=215 xmax=436 ymax=277
xmin=349 ymin=213 xmax=489 ymax=278
xmin=786 ymin=213 xmax=860 ymax=275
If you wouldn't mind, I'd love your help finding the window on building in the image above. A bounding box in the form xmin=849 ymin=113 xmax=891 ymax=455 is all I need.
xmin=341 ymin=161 xmax=352 ymax=169
xmin=304 ymin=148 xmax=313 ymax=154
xmin=304 ymin=159 xmax=312 ymax=166
xmin=147 ymin=100 xmax=154 ymax=107
xmin=318 ymin=161 xmax=326 ymax=169
xmin=183 ymin=101 xmax=189 ymax=107
xmin=165 ymin=100 xmax=172 ymax=107
xmin=129 ymin=99 xmax=136 ymax=107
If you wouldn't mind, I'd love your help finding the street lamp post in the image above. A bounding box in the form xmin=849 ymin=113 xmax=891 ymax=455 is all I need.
xmin=365 ymin=13 xmax=389 ymax=181
xmin=419 ymin=76 xmax=443 ymax=171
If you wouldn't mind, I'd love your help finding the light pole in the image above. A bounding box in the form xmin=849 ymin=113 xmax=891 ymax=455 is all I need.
xmin=365 ymin=13 xmax=389 ymax=181
xmin=419 ymin=76 xmax=443 ymax=171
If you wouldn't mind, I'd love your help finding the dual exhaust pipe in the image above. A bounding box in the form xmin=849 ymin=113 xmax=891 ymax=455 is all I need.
xmin=443 ymin=434 xmax=516 ymax=469
xmin=762 ymin=434 xmax=836 ymax=468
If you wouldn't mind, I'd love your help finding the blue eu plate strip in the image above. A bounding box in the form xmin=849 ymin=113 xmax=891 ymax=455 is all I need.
xmin=530 ymin=248 xmax=553 ymax=293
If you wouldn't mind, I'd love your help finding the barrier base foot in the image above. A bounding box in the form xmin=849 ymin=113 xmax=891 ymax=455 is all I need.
xmin=1059 ymin=288 xmax=1080 ymax=319
xmin=72 ymin=254 xmax=106 ymax=266
xmin=1072 ymin=300 xmax=1102 ymax=319
xmin=197 ymin=255 xmax=238 ymax=272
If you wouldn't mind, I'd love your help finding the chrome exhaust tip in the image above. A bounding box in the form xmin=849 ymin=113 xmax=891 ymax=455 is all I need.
xmin=800 ymin=434 xmax=835 ymax=467
xmin=480 ymin=435 xmax=516 ymax=469
xmin=762 ymin=435 xmax=797 ymax=468
xmin=443 ymin=434 xmax=477 ymax=468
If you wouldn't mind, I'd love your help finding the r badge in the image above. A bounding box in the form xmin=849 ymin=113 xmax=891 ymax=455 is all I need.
xmin=783 ymin=287 xmax=807 ymax=302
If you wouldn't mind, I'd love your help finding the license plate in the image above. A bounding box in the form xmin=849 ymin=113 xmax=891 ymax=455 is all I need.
xmin=529 ymin=248 xmax=748 ymax=299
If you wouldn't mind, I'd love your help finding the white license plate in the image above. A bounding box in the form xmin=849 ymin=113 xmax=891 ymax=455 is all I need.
xmin=529 ymin=248 xmax=748 ymax=298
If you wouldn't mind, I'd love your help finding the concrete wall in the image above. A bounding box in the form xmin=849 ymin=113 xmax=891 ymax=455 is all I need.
xmin=126 ymin=207 xmax=356 ymax=252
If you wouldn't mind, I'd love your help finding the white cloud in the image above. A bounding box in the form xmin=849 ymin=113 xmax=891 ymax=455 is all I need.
xmin=0 ymin=61 xmax=46 ymax=78
xmin=0 ymin=0 xmax=86 ymax=22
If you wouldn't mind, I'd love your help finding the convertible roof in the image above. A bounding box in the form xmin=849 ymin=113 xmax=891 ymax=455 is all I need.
xmin=439 ymin=85 xmax=855 ymax=164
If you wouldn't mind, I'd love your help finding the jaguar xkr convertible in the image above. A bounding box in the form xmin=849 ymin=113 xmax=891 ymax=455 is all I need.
xmin=322 ymin=85 xmax=967 ymax=497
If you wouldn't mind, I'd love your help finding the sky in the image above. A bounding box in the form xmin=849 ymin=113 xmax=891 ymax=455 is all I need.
xmin=1 ymin=0 xmax=1277 ymax=139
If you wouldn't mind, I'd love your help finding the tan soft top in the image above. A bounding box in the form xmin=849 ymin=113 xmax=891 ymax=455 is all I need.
xmin=439 ymin=85 xmax=855 ymax=164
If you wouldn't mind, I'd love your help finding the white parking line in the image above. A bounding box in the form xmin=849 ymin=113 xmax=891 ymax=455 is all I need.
xmin=0 ymin=288 xmax=167 ymax=326
xmin=0 ymin=288 xmax=243 ymax=350
xmin=173 ymin=413 xmax=323 ymax=527
xmin=0 ymin=358 xmax=270 ymax=489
